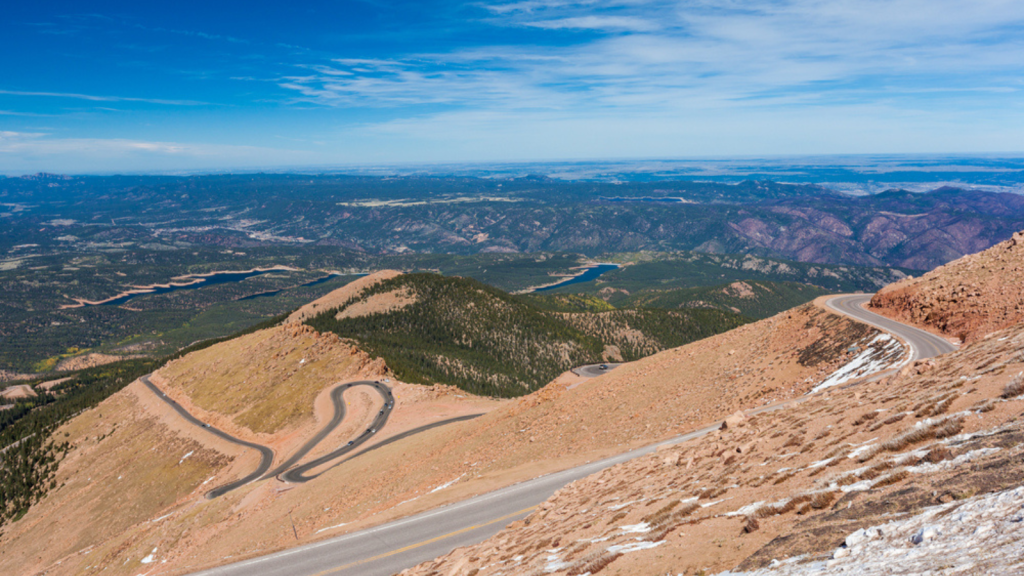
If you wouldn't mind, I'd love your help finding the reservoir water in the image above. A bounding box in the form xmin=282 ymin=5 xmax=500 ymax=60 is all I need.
xmin=238 ymin=273 xmax=365 ymax=301
xmin=89 ymin=269 xmax=278 ymax=306
xmin=534 ymin=263 xmax=620 ymax=292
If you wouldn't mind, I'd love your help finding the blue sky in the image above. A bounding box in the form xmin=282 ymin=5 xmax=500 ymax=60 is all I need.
xmin=2 ymin=0 xmax=1023 ymax=174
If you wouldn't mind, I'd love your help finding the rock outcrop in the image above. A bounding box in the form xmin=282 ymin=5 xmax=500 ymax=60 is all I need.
xmin=870 ymin=230 xmax=1024 ymax=343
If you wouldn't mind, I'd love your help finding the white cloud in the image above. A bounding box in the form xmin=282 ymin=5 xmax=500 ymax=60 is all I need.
xmin=279 ymin=0 xmax=1024 ymax=116
xmin=0 ymin=89 xmax=208 ymax=106
xmin=0 ymin=133 xmax=317 ymax=174
xmin=523 ymin=15 xmax=659 ymax=31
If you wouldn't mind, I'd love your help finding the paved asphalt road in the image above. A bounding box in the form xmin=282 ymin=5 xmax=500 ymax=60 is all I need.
xmin=571 ymin=363 xmax=621 ymax=378
xmin=141 ymin=375 xmax=395 ymax=496
xmin=281 ymin=382 xmax=394 ymax=482
xmin=140 ymin=375 xmax=275 ymax=499
xmin=268 ymin=381 xmax=393 ymax=481
xmin=188 ymin=294 xmax=956 ymax=576
xmin=824 ymin=294 xmax=957 ymax=360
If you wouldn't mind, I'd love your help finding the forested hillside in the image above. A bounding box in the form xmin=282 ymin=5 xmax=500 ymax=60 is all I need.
xmin=304 ymin=274 xmax=748 ymax=396
xmin=617 ymin=280 xmax=831 ymax=319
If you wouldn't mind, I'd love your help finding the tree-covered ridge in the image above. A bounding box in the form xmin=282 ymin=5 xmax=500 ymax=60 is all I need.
xmin=304 ymin=274 xmax=750 ymax=397
xmin=616 ymin=280 xmax=833 ymax=319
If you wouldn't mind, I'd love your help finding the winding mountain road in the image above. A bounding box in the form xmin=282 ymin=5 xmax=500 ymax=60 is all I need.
xmin=141 ymin=376 xmax=396 ymax=497
xmin=140 ymin=375 xmax=275 ymax=499
xmin=267 ymin=381 xmax=393 ymax=481
xmin=825 ymin=294 xmax=957 ymax=361
xmin=185 ymin=293 xmax=958 ymax=576
xmin=571 ymin=363 xmax=621 ymax=378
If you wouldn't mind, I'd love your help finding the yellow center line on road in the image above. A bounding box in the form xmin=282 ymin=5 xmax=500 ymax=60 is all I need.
xmin=310 ymin=505 xmax=538 ymax=576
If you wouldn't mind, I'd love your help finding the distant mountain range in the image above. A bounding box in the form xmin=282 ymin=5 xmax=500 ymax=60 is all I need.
xmin=3 ymin=174 xmax=1022 ymax=271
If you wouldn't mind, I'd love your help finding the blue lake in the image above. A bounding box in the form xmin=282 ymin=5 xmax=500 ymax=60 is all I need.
xmin=90 ymin=269 xmax=278 ymax=306
xmin=534 ymin=263 xmax=620 ymax=292
xmin=238 ymin=273 xmax=365 ymax=301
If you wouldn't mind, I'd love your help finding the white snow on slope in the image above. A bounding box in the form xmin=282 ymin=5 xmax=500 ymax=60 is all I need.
xmin=811 ymin=334 xmax=904 ymax=393
xmin=717 ymin=484 xmax=1024 ymax=575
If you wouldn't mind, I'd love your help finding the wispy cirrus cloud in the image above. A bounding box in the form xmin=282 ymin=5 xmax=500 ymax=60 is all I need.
xmin=523 ymin=15 xmax=659 ymax=31
xmin=280 ymin=0 xmax=1024 ymax=113
xmin=0 ymin=89 xmax=209 ymax=106
xmin=0 ymin=131 xmax=316 ymax=173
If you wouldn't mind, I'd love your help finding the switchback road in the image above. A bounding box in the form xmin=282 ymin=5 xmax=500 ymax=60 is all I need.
xmin=140 ymin=375 xmax=275 ymax=499
xmin=141 ymin=376 xmax=395 ymax=497
xmin=186 ymin=294 xmax=957 ymax=576
xmin=267 ymin=381 xmax=393 ymax=481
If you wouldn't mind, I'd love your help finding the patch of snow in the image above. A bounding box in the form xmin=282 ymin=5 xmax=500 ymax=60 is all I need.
xmin=716 ymin=485 xmax=1024 ymax=575
xmin=429 ymin=474 xmax=465 ymax=493
xmin=315 ymin=522 xmax=348 ymax=534
xmin=544 ymin=552 xmax=571 ymax=573
xmin=619 ymin=523 xmax=651 ymax=534
xmin=178 ymin=451 xmax=193 ymax=465
xmin=811 ymin=334 xmax=904 ymax=393
xmin=606 ymin=541 xmax=665 ymax=554
xmin=847 ymin=443 xmax=877 ymax=460
xmin=608 ymin=500 xmax=639 ymax=511
xmin=140 ymin=548 xmax=157 ymax=564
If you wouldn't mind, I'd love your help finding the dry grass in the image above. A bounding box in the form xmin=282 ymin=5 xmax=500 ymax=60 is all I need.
xmin=934 ymin=418 xmax=964 ymax=439
xmin=157 ymin=325 xmax=363 ymax=434
xmin=878 ymin=418 xmax=958 ymax=453
xmin=974 ymin=400 xmax=996 ymax=413
xmin=743 ymin=515 xmax=760 ymax=533
xmin=783 ymin=435 xmax=804 ymax=448
xmin=606 ymin=511 xmax=627 ymax=524
xmin=754 ymin=494 xmax=812 ymax=518
xmin=1003 ymin=373 xmax=1024 ymax=399
xmin=853 ymin=411 xmax=879 ymax=426
xmin=809 ymin=491 xmax=839 ymax=510
xmin=925 ymin=445 xmax=953 ymax=463
xmin=773 ymin=469 xmax=799 ymax=485
xmin=872 ymin=469 xmax=910 ymax=488
xmin=869 ymin=411 xmax=907 ymax=432
xmin=566 ymin=551 xmax=622 ymax=576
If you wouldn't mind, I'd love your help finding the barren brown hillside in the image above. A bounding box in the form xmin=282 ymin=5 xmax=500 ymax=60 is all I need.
xmin=400 ymin=322 xmax=1024 ymax=576
xmin=286 ymin=269 xmax=402 ymax=323
xmin=0 ymin=296 xmax=894 ymax=576
xmin=871 ymin=229 xmax=1024 ymax=344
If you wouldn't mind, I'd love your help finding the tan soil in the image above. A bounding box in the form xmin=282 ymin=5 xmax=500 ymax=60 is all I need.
xmin=1 ymin=384 xmax=37 ymax=399
xmin=0 ymin=387 xmax=237 ymax=576
xmin=55 ymin=353 xmax=133 ymax=372
xmin=724 ymin=280 xmax=757 ymax=299
xmin=399 ymin=323 xmax=1024 ymax=576
xmin=286 ymin=269 xmax=402 ymax=323
xmin=37 ymin=377 xmax=71 ymax=391
xmin=334 ymin=286 xmax=417 ymax=320
xmin=871 ymin=229 xmax=1024 ymax=344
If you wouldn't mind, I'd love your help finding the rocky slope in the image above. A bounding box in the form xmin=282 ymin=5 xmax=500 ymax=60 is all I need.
xmin=871 ymin=229 xmax=1024 ymax=344
xmin=399 ymin=322 xmax=1024 ymax=576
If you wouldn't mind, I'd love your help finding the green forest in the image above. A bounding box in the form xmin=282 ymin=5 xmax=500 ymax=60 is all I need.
xmin=305 ymin=274 xmax=749 ymax=397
